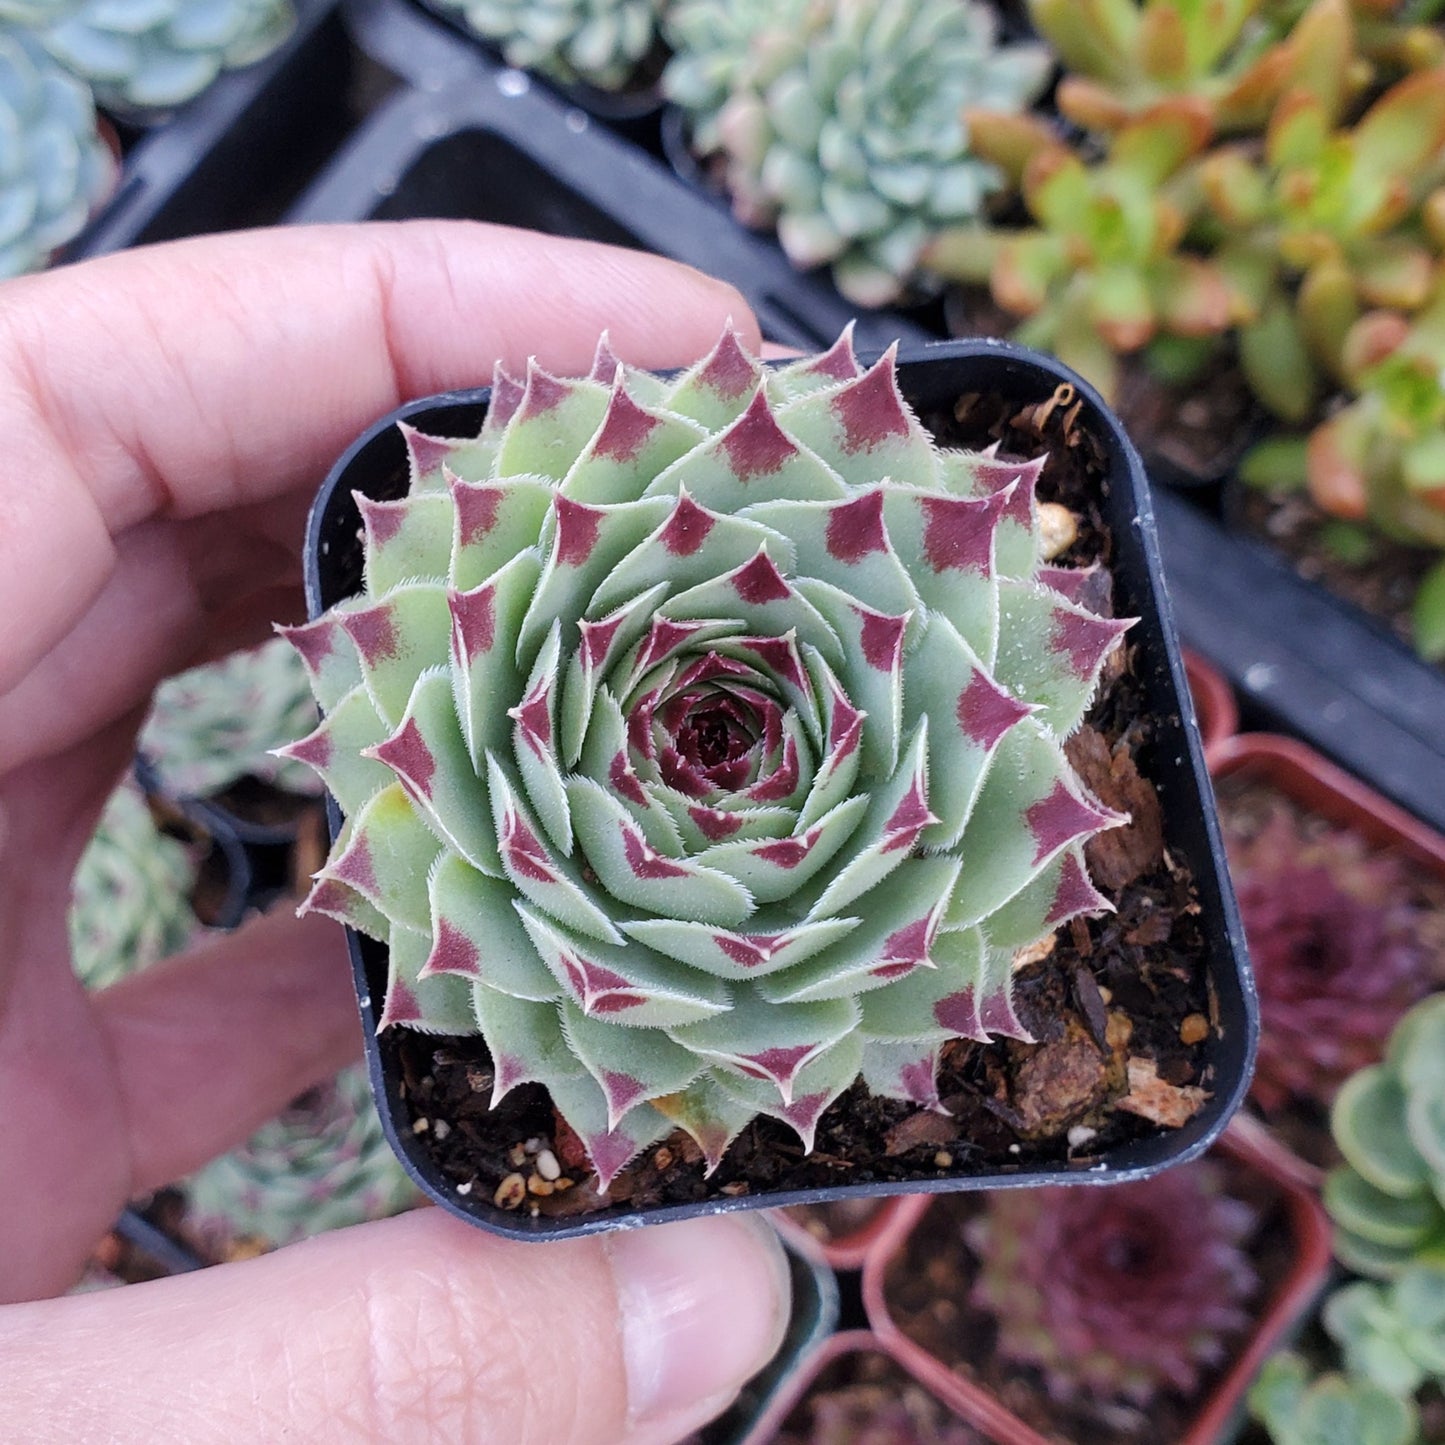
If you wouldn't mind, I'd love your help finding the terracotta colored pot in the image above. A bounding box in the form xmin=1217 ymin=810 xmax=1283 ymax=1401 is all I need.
xmin=739 ymin=1329 xmax=986 ymax=1445
xmin=1183 ymin=649 xmax=1237 ymax=754
xmin=860 ymin=1123 xmax=1333 ymax=1445
xmin=769 ymin=1197 xmax=915 ymax=1273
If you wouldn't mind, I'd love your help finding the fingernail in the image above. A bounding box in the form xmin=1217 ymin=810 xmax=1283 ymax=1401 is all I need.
xmin=606 ymin=1213 xmax=791 ymax=1427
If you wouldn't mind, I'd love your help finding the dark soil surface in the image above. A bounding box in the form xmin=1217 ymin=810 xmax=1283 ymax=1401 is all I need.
xmin=776 ymin=1198 xmax=886 ymax=1252
xmin=881 ymin=1154 xmax=1296 ymax=1444
xmin=1230 ymin=484 xmax=1440 ymax=666
xmin=773 ymin=1349 xmax=982 ymax=1445
xmin=388 ymin=382 xmax=1219 ymax=1221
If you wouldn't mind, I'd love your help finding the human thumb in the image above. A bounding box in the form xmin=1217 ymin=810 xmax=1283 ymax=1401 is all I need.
xmin=0 ymin=1208 xmax=791 ymax=1443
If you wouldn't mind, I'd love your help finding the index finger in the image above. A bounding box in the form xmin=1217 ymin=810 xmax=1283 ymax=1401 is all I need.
xmin=0 ymin=221 xmax=760 ymax=694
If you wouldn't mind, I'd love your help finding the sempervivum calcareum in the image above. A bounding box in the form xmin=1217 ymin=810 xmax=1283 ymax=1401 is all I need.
xmin=967 ymin=1164 xmax=1257 ymax=1406
xmin=279 ymin=327 xmax=1132 ymax=1189
xmin=1226 ymin=805 xmax=1429 ymax=1113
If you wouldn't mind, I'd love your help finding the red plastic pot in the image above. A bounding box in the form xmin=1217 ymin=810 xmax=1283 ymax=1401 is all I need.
xmin=860 ymin=1123 xmax=1333 ymax=1445
xmin=769 ymin=1197 xmax=914 ymax=1273
xmin=739 ymin=1329 xmax=985 ymax=1445
xmin=1183 ymin=649 xmax=1237 ymax=754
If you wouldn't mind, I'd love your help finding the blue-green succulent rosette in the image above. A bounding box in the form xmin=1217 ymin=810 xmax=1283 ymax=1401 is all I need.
xmin=279 ymin=329 xmax=1133 ymax=1189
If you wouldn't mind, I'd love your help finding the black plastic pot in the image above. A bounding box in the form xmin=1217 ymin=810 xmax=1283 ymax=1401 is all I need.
xmin=289 ymin=0 xmax=932 ymax=354
xmin=303 ymin=336 xmax=1256 ymax=1240
xmin=1152 ymin=488 xmax=1445 ymax=836
xmin=61 ymin=0 xmax=352 ymax=261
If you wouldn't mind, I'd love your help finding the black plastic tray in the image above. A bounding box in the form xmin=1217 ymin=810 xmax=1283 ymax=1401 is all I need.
xmin=287 ymin=0 xmax=933 ymax=354
xmin=62 ymin=0 xmax=352 ymax=260
xmin=303 ymin=337 xmax=1257 ymax=1240
xmin=1153 ymin=489 xmax=1445 ymax=835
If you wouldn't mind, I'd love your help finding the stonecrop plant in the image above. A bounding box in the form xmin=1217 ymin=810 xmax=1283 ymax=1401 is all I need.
xmin=280 ymin=328 xmax=1132 ymax=1189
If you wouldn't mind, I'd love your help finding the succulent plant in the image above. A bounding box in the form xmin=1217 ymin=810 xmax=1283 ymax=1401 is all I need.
xmin=1197 ymin=64 xmax=1445 ymax=423
xmin=1324 ymin=1263 xmax=1445 ymax=1397
xmin=1224 ymin=804 xmax=1429 ymax=1113
xmin=1326 ymin=995 xmax=1445 ymax=1280
xmin=967 ymin=1163 xmax=1257 ymax=1405
xmin=185 ymin=1063 xmax=418 ymax=1250
xmin=280 ymin=327 xmax=1133 ymax=1189
xmin=431 ymin=0 xmax=665 ymax=90
xmin=68 ymin=781 xmax=197 ymax=990
xmin=0 ymin=28 xmax=115 ymax=278
xmin=1258 ymin=0 xmax=1445 ymax=80
xmin=139 ymin=636 xmax=325 ymax=802
xmin=660 ymin=0 xmax=802 ymax=154
xmin=1026 ymin=0 xmax=1354 ymax=138
xmin=2 ymin=0 xmax=295 ymax=112
xmin=684 ymin=0 xmax=1051 ymax=306
xmin=1249 ymin=1354 xmax=1420 ymax=1445
xmin=924 ymin=102 xmax=1232 ymax=402
xmin=787 ymin=1375 xmax=980 ymax=1445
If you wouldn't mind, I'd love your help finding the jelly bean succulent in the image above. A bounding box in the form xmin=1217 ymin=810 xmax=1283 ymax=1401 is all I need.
xmin=966 ymin=1163 xmax=1257 ymax=1405
xmin=691 ymin=0 xmax=1051 ymax=306
xmin=1225 ymin=803 xmax=1428 ymax=1113
xmin=1 ymin=0 xmax=295 ymax=111
xmin=138 ymin=636 xmax=326 ymax=802
xmin=185 ymin=1064 xmax=418 ymax=1251
xmin=0 ymin=29 xmax=114 ymax=277
xmin=431 ymin=0 xmax=665 ymax=89
xmin=68 ymin=781 xmax=196 ymax=990
xmin=1325 ymin=995 xmax=1445 ymax=1280
xmin=280 ymin=328 xmax=1133 ymax=1189
xmin=1249 ymin=1354 xmax=1420 ymax=1445
xmin=924 ymin=102 xmax=1232 ymax=402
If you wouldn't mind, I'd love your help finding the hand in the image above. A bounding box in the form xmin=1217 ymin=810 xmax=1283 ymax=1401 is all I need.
xmin=0 ymin=223 xmax=789 ymax=1442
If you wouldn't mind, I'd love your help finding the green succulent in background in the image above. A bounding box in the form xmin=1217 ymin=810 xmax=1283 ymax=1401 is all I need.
xmin=1197 ymin=63 xmax=1445 ymax=424
xmin=1249 ymin=1354 xmax=1420 ymax=1445
xmin=924 ymin=102 xmax=1232 ymax=402
xmin=1324 ymin=1264 xmax=1445 ymax=1397
xmin=688 ymin=0 xmax=1051 ymax=306
xmin=432 ymin=0 xmax=665 ymax=90
xmin=139 ymin=636 xmax=324 ymax=802
xmin=1326 ymin=994 xmax=1445 ymax=1280
xmin=1 ymin=0 xmax=295 ymax=112
xmin=1026 ymin=0 xmax=1357 ymax=139
xmin=0 ymin=28 xmax=115 ymax=278
xmin=1258 ymin=0 xmax=1445 ymax=80
xmin=281 ymin=328 xmax=1131 ymax=1189
xmin=660 ymin=0 xmax=805 ymax=155
xmin=185 ymin=1063 xmax=418 ymax=1251
xmin=68 ymin=781 xmax=197 ymax=990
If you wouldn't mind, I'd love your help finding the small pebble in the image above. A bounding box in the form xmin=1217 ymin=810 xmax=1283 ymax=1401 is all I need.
xmin=524 ymin=1137 xmax=545 ymax=1155
xmin=456 ymin=1179 xmax=473 ymax=1196
xmin=1179 ymin=1013 xmax=1210 ymax=1046
xmin=933 ymin=1151 xmax=953 ymax=1169
xmin=433 ymin=1119 xmax=451 ymax=1142
xmin=527 ymin=1175 xmax=555 ymax=1197
xmin=1067 ymin=1125 xmax=1098 ymax=1149
xmin=535 ymin=1149 xmax=561 ymax=1181
xmin=411 ymin=1117 xmax=430 ymax=1135
xmin=1008 ymin=1143 xmax=1021 ymax=1154
xmin=652 ymin=1146 xmax=674 ymax=1172
xmin=494 ymin=1173 xmax=527 ymax=1210
xmin=720 ymin=1181 xmax=749 ymax=1196
xmin=554 ymin=1178 xmax=574 ymax=1192
xmin=507 ymin=1143 xmax=527 ymax=1169
xmin=1038 ymin=502 xmax=1080 ymax=560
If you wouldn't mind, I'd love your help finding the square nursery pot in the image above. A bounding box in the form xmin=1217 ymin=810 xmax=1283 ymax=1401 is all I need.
xmin=860 ymin=1123 xmax=1333 ymax=1445
xmin=770 ymin=1196 xmax=916 ymax=1274
xmin=1207 ymin=730 xmax=1445 ymax=1187
xmin=302 ymin=337 xmax=1256 ymax=1240
xmin=1182 ymin=649 xmax=1238 ymax=756
xmin=63 ymin=0 xmax=352 ymax=260
xmin=733 ymin=1329 xmax=992 ymax=1445
xmin=289 ymin=0 xmax=932 ymax=356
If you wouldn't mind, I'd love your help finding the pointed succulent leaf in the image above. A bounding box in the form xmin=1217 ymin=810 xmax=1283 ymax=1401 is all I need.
xmin=379 ymin=923 xmax=478 ymax=1034
xmin=359 ymin=491 xmax=454 ymax=595
xmin=449 ymin=477 xmax=553 ymax=593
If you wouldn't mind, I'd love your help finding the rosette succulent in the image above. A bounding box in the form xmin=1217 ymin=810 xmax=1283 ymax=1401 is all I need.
xmin=1225 ymin=804 xmax=1429 ymax=1113
xmin=281 ymin=327 xmax=1133 ymax=1189
xmin=431 ymin=0 xmax=665 ymax=89
xmin=185 ymin=1063 xmax=418 ymax=1250
xmin=2 ymin=0 xmax=295 ymax=112
xmin=693 ymin=0 xmax=1051 ymax=306
xmin=1324 ymin=1263 xmax=1445 ymax=1397
xmin=967 ymin=1163 xmax=1258 ymax=1405
xmin=1326 ymin=995 xmax=1445 ymax=1280
xmin=785 ymin=1368 xmax=980 ymax=1445
xmin=139 ymin=636 xmax=325 ymax=802
xmin=1250 ymin=1355 xmax=1419 ymax=1445
xmin=0 ymin=28 xmax=115 ymax=278
xmin=68 ymin=781 xmax=196 ymax=989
